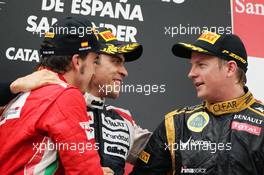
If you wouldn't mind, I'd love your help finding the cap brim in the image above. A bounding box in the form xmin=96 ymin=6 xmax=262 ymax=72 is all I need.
xmin=100 ymin=43 xmax=143 ymax=62
xmin=172 ymin=42 xmax=210 ymax=59
xmin=123 ymin=44 xmax=143 ymax=62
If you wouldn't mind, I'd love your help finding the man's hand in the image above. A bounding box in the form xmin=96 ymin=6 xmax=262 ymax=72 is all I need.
xmin=102 ymin=167 xmax=114 ymax=175
xmin=10 ymin=69 xmax=64 ymax=94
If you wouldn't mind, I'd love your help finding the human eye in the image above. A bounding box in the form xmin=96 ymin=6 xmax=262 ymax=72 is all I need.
xmin=112 ymin=57 xmax=123 ymax=64
xmin=198 ymin=62 xmax=207 ymax=68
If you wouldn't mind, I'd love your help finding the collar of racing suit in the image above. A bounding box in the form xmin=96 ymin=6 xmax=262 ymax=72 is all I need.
xmin=205 ymin=87 xmax=256 ymax=116
xmin=84 ymin=92 xmax=105 ymax=109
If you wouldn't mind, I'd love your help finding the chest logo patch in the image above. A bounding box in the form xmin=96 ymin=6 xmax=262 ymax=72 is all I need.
xmin=231 ymin=121 xmax=261 ymax=136
xmin=187 ymin=112 xmax=209 ymax=132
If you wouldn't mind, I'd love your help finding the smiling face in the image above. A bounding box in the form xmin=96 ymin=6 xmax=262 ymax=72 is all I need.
xmin=188 ymin=52 xmax=230 ymax=103
xmin=88 ymin=53 xmax=128 ymax=99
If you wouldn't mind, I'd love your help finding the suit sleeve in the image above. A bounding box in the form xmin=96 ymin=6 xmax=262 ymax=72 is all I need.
xmin=130 ymin=120 xmax=172 ymax=175
xmin=126 ymin=124 xmax=152 ymax=164
xmin=36 ymin=88 xmax=103 ymax=175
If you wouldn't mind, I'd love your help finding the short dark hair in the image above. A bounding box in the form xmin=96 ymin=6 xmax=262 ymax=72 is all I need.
xmin=218 ymin=58 xmax=247 ymax=85
xmin=36 ymin=52 xmax=88 ymax=74
xmin=237 ymin=67 xmax=247 ymax=85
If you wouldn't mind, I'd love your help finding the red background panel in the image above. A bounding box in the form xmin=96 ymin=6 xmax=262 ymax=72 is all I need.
xmin=232 ymin=0 xmax=264 ymax=58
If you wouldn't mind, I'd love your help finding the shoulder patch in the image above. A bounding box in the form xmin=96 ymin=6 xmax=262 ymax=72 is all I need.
xmin=249 ymin=102 xmax=264 ymax=117
xmin=139 ymin=150 xmax=150 ymax=164
xmin=0 ymin=92 xmax=30 ymax=126
xmin=107 ymin=106 xmax=134 ymax=124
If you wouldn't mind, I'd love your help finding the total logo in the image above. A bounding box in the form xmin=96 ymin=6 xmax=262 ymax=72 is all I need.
xmin=161 ymin=0 xmax=185 ymax=4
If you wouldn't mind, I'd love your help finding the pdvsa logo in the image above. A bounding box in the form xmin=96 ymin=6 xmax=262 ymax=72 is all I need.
xmin=161 ymin=0 xmax=185 ymax=4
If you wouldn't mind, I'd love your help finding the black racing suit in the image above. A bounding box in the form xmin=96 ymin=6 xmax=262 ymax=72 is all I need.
xmin=131 ymin=89 xmax=264 ymax=175
xmin=83 ymin=93 xmax=152 ymax=175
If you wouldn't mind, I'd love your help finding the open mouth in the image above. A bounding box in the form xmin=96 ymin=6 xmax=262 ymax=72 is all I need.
xmin=113 ymin=79 xmax=122 ymax=85
xmin=195 ymin=82 xmax=204 ymax=88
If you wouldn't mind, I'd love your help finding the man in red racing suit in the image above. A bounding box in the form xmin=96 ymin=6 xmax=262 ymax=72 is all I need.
xmin=0 ymin=81 xmax=103 ymax=175
xmin=0 ymin=16 xmax=105 ymax=175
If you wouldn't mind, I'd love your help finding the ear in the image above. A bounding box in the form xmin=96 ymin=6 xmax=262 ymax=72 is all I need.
xmin=71 ymin=54 xmax=81 ymax=71
xmin=226 ymin=60 xmax=238 ymax=77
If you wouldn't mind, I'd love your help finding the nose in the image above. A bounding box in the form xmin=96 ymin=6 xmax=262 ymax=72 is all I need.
xmin=188 ymin=65 xmax=197 ymax=80
xmin=119 ymin=65 xmax=128 ymax=78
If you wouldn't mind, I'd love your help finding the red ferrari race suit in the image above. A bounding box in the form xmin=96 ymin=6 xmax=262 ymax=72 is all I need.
xmin=0 ymin=79 xmax=103 ymax=174
xmin=131 ymin=89 xmax=264 ymax=175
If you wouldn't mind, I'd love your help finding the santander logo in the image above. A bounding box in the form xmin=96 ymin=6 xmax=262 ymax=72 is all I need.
xmin=234 ymin=0 xmax=264 ymax=16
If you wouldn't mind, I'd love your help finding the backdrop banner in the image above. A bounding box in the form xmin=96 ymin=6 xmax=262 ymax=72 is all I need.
xmin=1 ymin=0 xmax=263 ymax=174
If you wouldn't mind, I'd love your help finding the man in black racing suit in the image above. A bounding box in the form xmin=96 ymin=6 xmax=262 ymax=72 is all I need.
xmin=130 ymin=31 xmax=264 ymax=175
xmin=82 ymin=27 xmax=151 ymax=175
xmin=84 ymin=93 xmax=151 ymax=175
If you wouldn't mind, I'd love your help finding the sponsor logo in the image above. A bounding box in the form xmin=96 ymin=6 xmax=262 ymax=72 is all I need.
xmin=5 ymin=47 xmax=40 ymax=62
xmin=102 ymin=114 xmax=128 ymax=131
xmin=42 ymin=51 xmax=54 ymax=55
xmin=44 ymin=32 xmax=55 ymax=38
xmin=80 ymin=120 xmax=94 ymax=140
xmin=222 ymin=50 xmax=247 ymax=64
xmin=79 ymin=47 xmax=91 ymax=51
xmin=99 ymin=30 xmax=116 ymax=42
xmin=178 ymin=43 xmax=208 ymax=53
xmin=180 ymin=137 xmax=192 ymax=150
xmin=70 ymin=0 xmax=143 ymax=21
xmin=187 ymin=112 xmax=209 ymax=132
xmin=104 ymin=142 xmax=128 ymax=159
xmin=0 ymin=93 xmax=30 ymax=126
xmin=3 ymin=107 xmax=20 ymax=116
xmin=197 ymin=31 xmax=221 ymax=44
xmin=139 ymin=150 xmax=150 ymax=164
xmin=233 ymin=114 xmax=263 ymax=125
xmin=81 ymin=41 xmax=89 ymax=47
xmin=255 ymin=107 xmax=264 ymax=113
xmin=212 ymin=101 xmax=237 ymax=113
xmin=181 ymin=166 xmax=206 ymax=174
xmin=0 ymin=107 xmax=20 ymax=124
xmin=235 ymin=0 xmax=264 ymax=16
xmin=102 ymin=127 xmax=130 ymax=146
xmin=231 ymin=121 xmax=262 ymax=136
xmin=232 ymin=0 xmax=264 ymax=58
